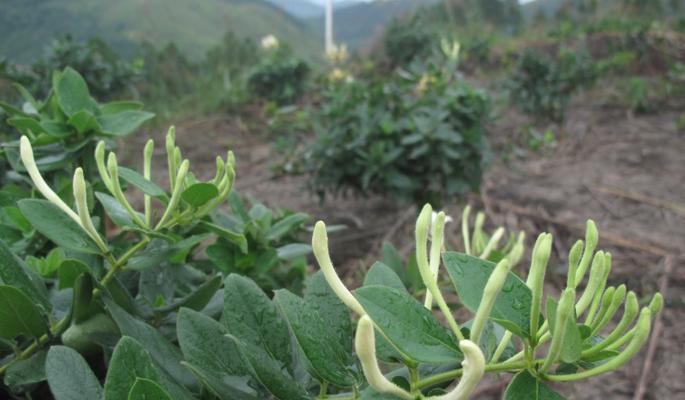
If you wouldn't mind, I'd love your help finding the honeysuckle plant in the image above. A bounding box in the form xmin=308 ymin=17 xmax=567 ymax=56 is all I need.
xmin=309 ymin=204 xmax=662 ymax=399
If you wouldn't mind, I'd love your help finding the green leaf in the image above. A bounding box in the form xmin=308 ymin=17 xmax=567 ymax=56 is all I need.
xmin=104 ymin=298 xmax=198 ymax=392
xmin=304 ymin=271 xmax=353 ymax=352
xmin=200 ymin=221 xmax=248 ymax=254
xmin=67 ymin=110 xmax=101 ymax=134
xmin=0 ymin=285 xmax=49 ymax=340
xmin=105 ymin=336 xmax=163 ymax=400
xmin=228 ymin=336 xmax=310 ymax=400
xmin=181 ymin=183 xmax=219 ymax=208
xmin=118 ymin=167 xmax=167 ymax=198
xmin=101 ymin=101 xmax=144 ymax=114
xmin=265 ymin=213 xmax=308 ymax=242
xmin=276 ymin=243 xmax=311 ymax=261
xmin=3 ymin=349 xmax=47 ymax=391
xmin=546 ymin=298 xmax=582 ymax=363
xmin=158 ymin=275 xmax=222 ymax=313
xmin=95 ymin=192 xmax=143 ymax=228
xmin=354 ymin=285 xmax=462 ymax=364
xmin=46 ymin=346 xmax=103 ymax=400
xmin=55 ymin=67 xmax=93 ymax=117
xmin=0 ymin=239 xmax=50 ymax=311
xmin=58 ymin=259 xmax=90 ymax=289
xmin=18 ymin=199 xmax=101 ymax=254
xmin=444 ymin=252 xmax=534 ymax=339
xmin=105 ymin=336 xmax=193 ymax=400
xmin=222 ymin=275 xmax=293 ymax=371
xmin=274 ymin=289 xmax=358 ymax=387
xmin=71 ymin=273 xmax=101 ymax=324
xmin=7 ymin=116 xmax=45 ymax=135
xmin=381 ymin=242 xmax=405 ymax=282
xmin=363 ymin=261 xmax=407 ymax=292
xmin=504 ymin=370 xmax=566 ymax=400
xmin=177 ymin=308 xmax=259 ymax=400
xmin=97 ymin=110 xmax=155 ymax=137
xmin=128 ymin=378 xmax=172 ymax=400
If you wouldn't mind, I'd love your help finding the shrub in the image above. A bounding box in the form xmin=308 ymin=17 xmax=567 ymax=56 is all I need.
xmin=509 ymin=48 xmax=597 ymax=122
xmin=1 ymin=36 xmax=140 ymax=101
xmin=383 ymin=14 xmax=437 ymax=68
xmin=302 ymin=61 xmax=490 ymax=207
xmin=247 ymin=45 xmax=309 ymax=104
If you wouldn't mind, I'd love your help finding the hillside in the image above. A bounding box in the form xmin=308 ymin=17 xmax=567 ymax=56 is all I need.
xmin=265 ymin=0 xmax=323 ymax=18
xmin=307 ymin=0 xmax=440 ymax=49
xmin=0 ymin=0 xmax=321 ymax=63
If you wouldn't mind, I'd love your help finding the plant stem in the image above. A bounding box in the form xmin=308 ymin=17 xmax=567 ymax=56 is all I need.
xmin=414 ymin=359 xmax=527 ymax=390
xmin=0 ymin=236 xmax=150 ymax=376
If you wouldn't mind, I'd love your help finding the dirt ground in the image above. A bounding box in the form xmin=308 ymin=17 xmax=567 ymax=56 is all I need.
xmin=124 ymin=88 xmax=684 ymax=399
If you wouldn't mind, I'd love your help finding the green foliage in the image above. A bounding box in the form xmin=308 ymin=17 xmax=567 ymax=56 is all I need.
xmin=301 ymin=61 xmax=490 ymax=207
xmin=0 ymin=67 xmax=154 ymax=256
xmin=1 ymin=36 xmax=140 ymax=101
xmin=206 ymin=192 xmax=311 ymax=293
xmin=382 ymin=15 xmax=437 ymax=68
xmin=509 ymin=48 xmax=597 ymax=122
xmin=247 ymin=46 xmax=310 ymax=104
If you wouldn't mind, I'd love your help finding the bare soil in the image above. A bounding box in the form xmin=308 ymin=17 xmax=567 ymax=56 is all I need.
xmin=124 ymin=88 xmax=685 ymax=399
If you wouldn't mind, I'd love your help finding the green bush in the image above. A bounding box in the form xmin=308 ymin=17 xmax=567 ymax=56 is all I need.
xmin=383 ymin=14 xmax=437 ymax=68
xmin=1 ymin=36 xmax=140 ymax=101
xmin=302 ymin=62 xmax=490 ymax=207
xmin=509 ymin=48 xmax=597 ymax=122
xmin=247 ymin=46 xmax=309 ymax=104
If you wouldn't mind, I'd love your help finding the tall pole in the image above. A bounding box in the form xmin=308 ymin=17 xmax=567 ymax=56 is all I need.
xmin=325 ymin=0 xmax=334 ymax=53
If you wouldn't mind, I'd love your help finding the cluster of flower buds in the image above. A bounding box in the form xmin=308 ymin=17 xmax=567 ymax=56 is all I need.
xmin=312 ymin=203 xmax=525 ymax=399
xmin=522 ymin=221 xmax=662 ymax=381
xmin=312 ymin=202 xmax=662 ymax=398
xmin=19 ymin=126 xmax=235 ymax=254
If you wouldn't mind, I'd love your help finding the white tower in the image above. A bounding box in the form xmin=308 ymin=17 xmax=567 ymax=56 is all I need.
xmin=325 ymin=0 xmax=334 ymax=54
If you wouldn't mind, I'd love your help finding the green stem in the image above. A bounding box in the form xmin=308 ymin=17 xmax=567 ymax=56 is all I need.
xmin=414 ymin=360 xmax=527 ymax=390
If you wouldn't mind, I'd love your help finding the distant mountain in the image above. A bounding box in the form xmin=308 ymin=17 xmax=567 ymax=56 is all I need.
xmin=265 ymin=0 xmax=324 ymax=18
xmin=308 ymin=0 xmax=440 ymax=49
xmin=0 ymin=0 xmax=321 ymax=63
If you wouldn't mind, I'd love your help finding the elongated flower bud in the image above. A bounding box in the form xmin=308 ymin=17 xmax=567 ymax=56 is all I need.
xmin=355 ymin=316 xmax=413 ymax=400
xmin=567 ymin=239 xmax=583 ymax=288
xmin=424 ymin=211 xmax=446 ymax=308
xmin=591 ymin=285 xmax=626 ymax=335
xmin=480 ymin=227 xmax=504 ymax=260
xmin=574 ymin=220 xmax=598 ymax=284
xmin=143 ymin=139 xmax=154 ymax=225
xmin=541 ymin=287 xmax=576 ymax=373
xmin=95 ymin=140 xmax=113 ymax=191
xmin=73 ymin=168 xmax=108 ymax=252
xmin=527 ymin=233 xmax=552 ymax=338
xmin=19 ymin=136 xmax=81 ymax=223
xmin=575 ymin=251 xmax=606 ymax=316
xmin=471 ymin=258 xmax=512 ymax=346
xmin=472 ymin=212 xmax=486 ymax=254
xmin=155 ymin=159 xmax=189 ymax=229
xmin=461 ymin=205 xmax=472 ymax=255
xmin=166 ymin=126 xmax=177 ymax=190
xmin=508 ymin=232 xmax=526 ymax=267
xmin=107 ymin=153 xmax=146 ymax=228
xmin=417 ymin=204 xmax=464 ymax=340
xmin=312 ymin=221 xmax=365 ymax=316
xmin=583 ymin=291 xmax=638 ymax=356
xmin=548 ymin=308 xmax=652 ymax=381
xmin=428 ymin=340 xmax=485 ymax=400
xmin=649 ymin=293 xmax=663 ymax=316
